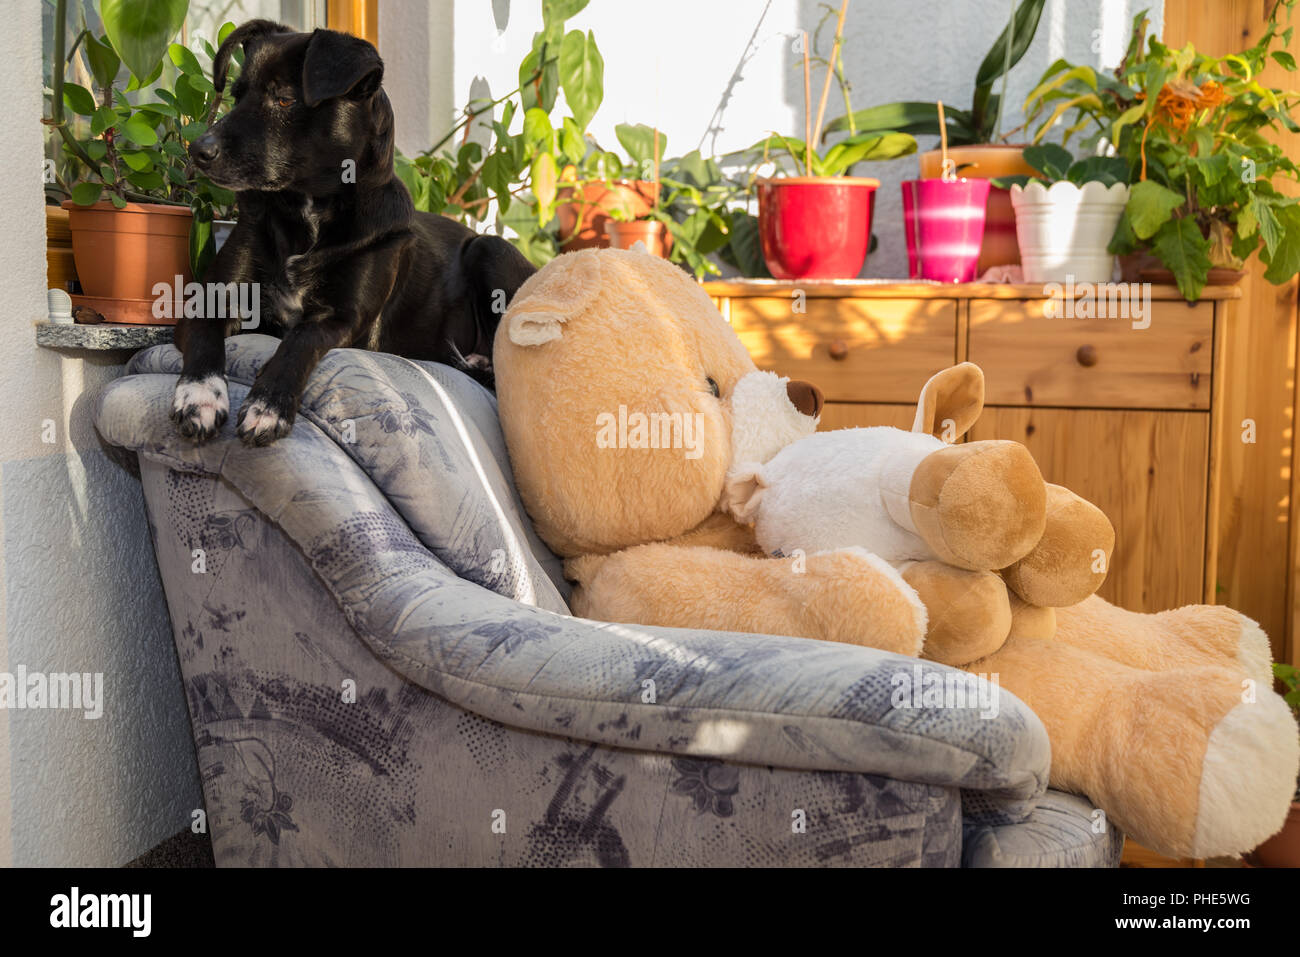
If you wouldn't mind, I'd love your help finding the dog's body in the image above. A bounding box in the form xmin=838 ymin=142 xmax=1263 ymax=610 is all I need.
xmin=173 ymin=21 xmax=534 ymax=445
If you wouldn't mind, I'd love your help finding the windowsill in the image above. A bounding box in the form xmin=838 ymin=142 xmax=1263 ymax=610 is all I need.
xmin=35 ymin=320 xmax=175 ymax=351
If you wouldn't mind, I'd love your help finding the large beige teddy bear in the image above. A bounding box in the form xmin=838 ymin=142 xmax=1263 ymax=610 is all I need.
xmin=493 ymin=246 xmax=1299 ymax=860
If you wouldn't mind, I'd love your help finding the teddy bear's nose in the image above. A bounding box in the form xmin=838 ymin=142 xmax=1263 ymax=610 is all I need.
xmin=786 ymin=379 xmax=824 ymax=418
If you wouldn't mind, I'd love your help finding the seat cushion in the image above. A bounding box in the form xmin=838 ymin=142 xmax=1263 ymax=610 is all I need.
xmin=962 ymin=789 xmax=1124 ymax=867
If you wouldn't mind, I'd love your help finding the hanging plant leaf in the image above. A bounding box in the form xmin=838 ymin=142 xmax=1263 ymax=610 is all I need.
xmin=559 ymin=29 xmax=603 ymax=133
xmin=101 ymin=0 xmax=190 ymax=82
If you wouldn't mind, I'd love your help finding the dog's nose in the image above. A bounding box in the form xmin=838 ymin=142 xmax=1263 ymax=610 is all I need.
xmin=189 ymin=134 xmax=220 ymax=167
xmin=786 ymin=379 xmax=823 ymax=418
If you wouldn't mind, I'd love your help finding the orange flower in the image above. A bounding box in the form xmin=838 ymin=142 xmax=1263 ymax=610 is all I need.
xmin=1139 ymin=80 xmax=1231 ymax=179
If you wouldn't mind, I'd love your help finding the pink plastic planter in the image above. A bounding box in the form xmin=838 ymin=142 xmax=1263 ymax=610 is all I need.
xmin=901 ymin=178 xmax=991 ymax=283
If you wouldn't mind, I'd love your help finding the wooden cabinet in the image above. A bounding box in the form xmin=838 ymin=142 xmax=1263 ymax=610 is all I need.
xmin=709 ymin=281 xmax=1237 ymax=612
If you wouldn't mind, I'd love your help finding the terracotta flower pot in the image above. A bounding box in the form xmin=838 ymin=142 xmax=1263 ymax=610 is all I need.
xmin=604 ymin=219 xmax=672 ymax=258
xmin=920 ymin=144 xmax=1035 ymax=273
xmin=901 ymin=178 xmax=991 ymax=283
xmin=61 ymin=199 xmax=193 ymax=300
xmin=1249 ymin=800 xmax=1300 ymax=867
xmin=757 ymin=176 xmax=879 ymax=280
xmin=556 ymin=180 xmax=658 ymax=251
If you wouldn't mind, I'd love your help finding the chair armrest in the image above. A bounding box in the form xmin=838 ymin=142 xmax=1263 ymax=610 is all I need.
xmin=96 ymin=348 xmax=1050 ymax=810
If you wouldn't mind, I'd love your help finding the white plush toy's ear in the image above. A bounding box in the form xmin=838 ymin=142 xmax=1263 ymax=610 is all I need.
xmin=722 ymin=463 xmax=769 ymax=525
xmin=911 ymin=362 xmax=985 ymax=440
xmin=505 ymin=251 xmax=603 ymax=346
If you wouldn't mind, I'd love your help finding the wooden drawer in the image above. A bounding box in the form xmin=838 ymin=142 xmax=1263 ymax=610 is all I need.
xmin=818 ymin=402 xmax=917 ymax=431
xmin=968 ymin=299 xmax=1214 ymax=409
xmin=728 ymin=297 xmax=957 ymax=403
xmin=970 ymin=407 xmax=1210 ymax=610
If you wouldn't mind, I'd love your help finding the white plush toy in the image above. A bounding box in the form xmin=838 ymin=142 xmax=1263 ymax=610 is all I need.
xmin=724 ymin=362 xmax=1115 ymax=665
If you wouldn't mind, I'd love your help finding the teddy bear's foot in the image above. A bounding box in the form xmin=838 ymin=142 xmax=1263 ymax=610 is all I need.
xmin=1055 ymin=594 xmax=1275 ymax=687
xmin=1002 ymin=484 xmax=1114 ymax=608
xmin=901 ymin=561 xmax=1011 ymax=666
xmin=976 ymin=636 xmax=1300 ymax=859
xmin=908 ymin=440 xmax=1046 ymax=571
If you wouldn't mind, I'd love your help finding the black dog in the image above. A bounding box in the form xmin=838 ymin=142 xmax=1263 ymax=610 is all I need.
xmin=174 ymin=20 xmax=535 ymax=446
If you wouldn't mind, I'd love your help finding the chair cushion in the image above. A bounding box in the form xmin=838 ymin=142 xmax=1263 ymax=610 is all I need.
xmin=962 ymin=789 xmax=1124 ymax=867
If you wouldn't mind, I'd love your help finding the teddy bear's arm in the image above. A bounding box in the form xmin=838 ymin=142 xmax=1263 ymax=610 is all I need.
xmin=565 ymin=543 xmax=927 ymax=657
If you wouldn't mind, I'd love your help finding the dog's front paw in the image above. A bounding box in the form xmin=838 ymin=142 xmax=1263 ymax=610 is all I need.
xmin=236 ymin=392 xmax=296 ymax=446
xmin=171 ymin=374 xmax=229 ymax=442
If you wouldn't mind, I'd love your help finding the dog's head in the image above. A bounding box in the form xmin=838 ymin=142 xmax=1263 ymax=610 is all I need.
xmin=189 ymin=20 xmax=394 ymax=194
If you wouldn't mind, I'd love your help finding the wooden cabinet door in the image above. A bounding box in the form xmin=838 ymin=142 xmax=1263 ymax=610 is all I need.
xmin=969 ymin=408 xmax=1211 ymax=611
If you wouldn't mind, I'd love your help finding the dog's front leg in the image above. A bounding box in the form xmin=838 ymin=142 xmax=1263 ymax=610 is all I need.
xmin=235 ymin=314 xmax=362 ymax=446
xmin=172 ymin=240 xmax=255 ymax=441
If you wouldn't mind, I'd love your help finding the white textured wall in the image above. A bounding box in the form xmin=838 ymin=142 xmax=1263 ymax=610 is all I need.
xmin=388 ymin=0 xmax=1164 ymax=277
xmin=2 ymin=3 xmax=200 ymax=866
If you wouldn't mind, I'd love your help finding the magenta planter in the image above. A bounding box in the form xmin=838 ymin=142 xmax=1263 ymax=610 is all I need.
xmin=758 ymin=177 xmax=879 ymax=280
xmin=901 ymin=178 xmax=991 ymax=283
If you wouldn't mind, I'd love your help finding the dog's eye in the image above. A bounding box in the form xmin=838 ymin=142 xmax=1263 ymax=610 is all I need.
xmin=706 ymin=377 xmax=720 ymax=398
xmin=275 ymin=95 xmax=294 ymax=108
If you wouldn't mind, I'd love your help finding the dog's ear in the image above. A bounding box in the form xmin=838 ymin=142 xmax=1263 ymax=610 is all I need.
xmin=911 ymin=362 xmax=985 ymax=440
xmin=212 ymin=19 xmax=292 ymax=93
xmin=302 ymin=29 xmax=384 ymax=107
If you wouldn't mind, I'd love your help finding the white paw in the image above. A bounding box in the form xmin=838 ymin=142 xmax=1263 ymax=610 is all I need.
xmin=236 ymin=396 xmax=294 ymax=446
xmin=1191 ymin=693 xmax=1300 ymax=858
xmin=171 ymin=374 xmax=229 ymax=441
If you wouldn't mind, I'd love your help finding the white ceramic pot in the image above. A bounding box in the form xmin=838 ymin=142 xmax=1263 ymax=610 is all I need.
xmin=1009 ymin=180 xmax=1130 ymax=283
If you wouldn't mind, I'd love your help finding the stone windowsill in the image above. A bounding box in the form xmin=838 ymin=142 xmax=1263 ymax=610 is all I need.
xmin=35 ymin=320 xmax=175 ymax=351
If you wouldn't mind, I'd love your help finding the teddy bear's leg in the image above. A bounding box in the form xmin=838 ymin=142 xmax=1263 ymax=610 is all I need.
xmin=902 ymin=441 xmax=1047 ymax=570
xmin=1052 ymin=594 xmax=1274 ymax=687
xmin=897 ymin=561 xmax=1011 ymax=666
xmin=967 ymin=633 xmax=1300 ymax=859
xmin=566 ymin=544 xmax=927 ymax=656
xmin=1002 ymin=484 xmax=1114 ymax=608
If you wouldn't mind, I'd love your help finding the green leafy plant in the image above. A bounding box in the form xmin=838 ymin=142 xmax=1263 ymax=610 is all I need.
xmin=991 ymin=142 xmax=1129 ymax=189
xmin=44 ymin=0 xmax=237 ymax=275
xmin=396 ymin=0 xmax=755 ymax=277
xmin=1020 ymin=5 xmax=1300 ymax=300
xmin=824 ymin=0 xmax=1047 ymax=145
xmin=1275 ymin=662 xmax=1300 ymax=800
xmin=746 ymin=130 xmax=918 ymax=178
xmin=737 ymin=0 xmax=917 ymax=182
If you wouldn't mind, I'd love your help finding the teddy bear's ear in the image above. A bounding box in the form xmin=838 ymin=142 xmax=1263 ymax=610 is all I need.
xmin=911 ymin=362 xmax=985 ymax=440
xmin=721 ymin=464 xmax=769 ymax=525
xmin=504 ymin=252 xmax=604 ymax=346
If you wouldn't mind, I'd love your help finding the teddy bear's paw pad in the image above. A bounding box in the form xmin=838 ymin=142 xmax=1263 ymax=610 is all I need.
xmin=1191 ymin=693 xmax=1300 ymax=859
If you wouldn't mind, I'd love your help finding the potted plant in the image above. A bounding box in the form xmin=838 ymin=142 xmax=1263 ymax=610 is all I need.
xmin=746 ymin=1 xmax=916 ymax=280
xmin=825 ymin=0 xmax=1047 ymax=271
xmin=396 ymin=2 xmax=751 ymax=278
xmin=46 ymin=1 xmax=237 ymax=322
xmin=1249 ymin=662 xmax=1300 ymax=866
xmin=993 ymin=143 xmax=1130 ymax=283
xmin=1019 ymin=6 xmax=1300 ymax=301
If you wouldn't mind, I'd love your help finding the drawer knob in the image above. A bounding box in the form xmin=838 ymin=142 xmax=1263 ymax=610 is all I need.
xmin=1076 ymin=344 xmax=1098 ymax=367
xmin=828 ymin=339 xmax=849 ymax=360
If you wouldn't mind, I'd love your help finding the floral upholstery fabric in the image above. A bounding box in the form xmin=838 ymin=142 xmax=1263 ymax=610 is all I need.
xmin=94 ymin=335 xmax=1121 ymax=867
